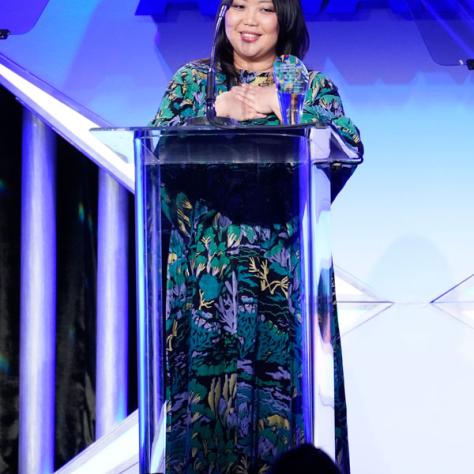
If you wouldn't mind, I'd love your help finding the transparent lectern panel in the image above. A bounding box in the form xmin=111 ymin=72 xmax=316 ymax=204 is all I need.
xmin=134 ymin=126 xmax=346 ymax=473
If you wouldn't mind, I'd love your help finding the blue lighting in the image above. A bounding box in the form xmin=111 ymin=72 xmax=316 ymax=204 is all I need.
xmin=95 ymin=170 xmax=129 ymax=438
xmin=420 ymin=0 xmax=474 ymax=58
xmin=19 ymin=110 xmax=56 ymax=474
xmin=1 ymin=2 xmax=473 ymax=473
xmin=1 ymin=0 xmax=50 ymax=35
xmin=136 ymin=0 xmax=220 ymax=16
xmin=134 ymin=0 xmax=449 ymax=16
xmin=133 ymin=133 xmax=148 ymax=470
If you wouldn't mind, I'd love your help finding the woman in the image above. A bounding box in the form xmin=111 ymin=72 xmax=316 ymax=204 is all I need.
xmin=151 ymin=1 xmax=361 ymax=473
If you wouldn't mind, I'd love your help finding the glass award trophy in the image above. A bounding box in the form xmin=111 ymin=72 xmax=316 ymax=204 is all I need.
xmin=273 ymin=55 xmax=310 ymax=125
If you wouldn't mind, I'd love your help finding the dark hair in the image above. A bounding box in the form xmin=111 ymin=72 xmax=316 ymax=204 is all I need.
xmin=270 ymin=444 xmax=342 ymax=474
xmin=215 ymin=0 xmax=310 ymax=84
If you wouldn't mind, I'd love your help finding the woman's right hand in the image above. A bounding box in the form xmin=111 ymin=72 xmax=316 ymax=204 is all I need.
xmin=215 ymin=89 xmax=267 ymax=121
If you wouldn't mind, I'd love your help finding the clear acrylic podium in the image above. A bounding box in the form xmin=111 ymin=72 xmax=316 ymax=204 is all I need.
xmin=93 ymin=124 xmax=361 ymax=474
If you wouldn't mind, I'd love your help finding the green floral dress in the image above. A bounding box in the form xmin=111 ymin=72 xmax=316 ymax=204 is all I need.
xmin=151 ymin=61 xmax=361 ymax=474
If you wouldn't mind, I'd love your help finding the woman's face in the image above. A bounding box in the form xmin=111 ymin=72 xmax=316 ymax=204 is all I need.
xmin=225 ymin=0 xmax=279 ymax=70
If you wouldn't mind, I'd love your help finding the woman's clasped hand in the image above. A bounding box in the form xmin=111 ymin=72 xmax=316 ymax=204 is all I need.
xmin=215 ymin=83 xmax=282 ymax=121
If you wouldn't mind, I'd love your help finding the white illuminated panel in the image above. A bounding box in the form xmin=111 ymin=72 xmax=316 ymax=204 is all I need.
xmin=55 ymin=411 xmax=139 ymax=474
xmin=431 ymin=275 xmax=474 ymax=328
xmin=54 ymin=404 xmax=168 ymax=474
xmin=335 ymin=266 xmax=393 ymax=335
xmin=0 ymin=59 xmax=134 ymax=191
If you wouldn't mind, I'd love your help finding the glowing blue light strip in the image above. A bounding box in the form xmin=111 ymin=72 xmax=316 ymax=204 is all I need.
xmin=134 ymin=132 xmax=167 ymax=473
xmin=96 ymin=170 xmax=129 ymax=438
xmin=133 ymin=132 xmax=149 ymax=472
xmin=19 ymin=109 xmax=56 ymax=474
xmin=299 ymin=145 xmax=314 ymax=442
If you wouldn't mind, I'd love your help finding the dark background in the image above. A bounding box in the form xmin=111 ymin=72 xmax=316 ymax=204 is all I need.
xmin=0 ymin=85 xmax=137 ymax=473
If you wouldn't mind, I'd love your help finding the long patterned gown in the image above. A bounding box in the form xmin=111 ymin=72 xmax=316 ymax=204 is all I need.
xmin=151 ymin=61 xmax=362 ymax=474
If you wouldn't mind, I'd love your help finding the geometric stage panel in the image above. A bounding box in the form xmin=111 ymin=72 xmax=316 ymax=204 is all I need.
xmin=431 ymin=274 xmax=474 ymax=329
xmin=335 ymin=266 xmax=393 ymax=336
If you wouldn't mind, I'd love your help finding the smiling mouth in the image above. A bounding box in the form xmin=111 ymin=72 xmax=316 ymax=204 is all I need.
xmin=240 ymin=32 xmax=261 ymax=42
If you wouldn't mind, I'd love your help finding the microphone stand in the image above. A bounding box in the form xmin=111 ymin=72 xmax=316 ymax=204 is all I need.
xmin=206 ymin=0 xmax=230 ymax=121
xmin=185 ymin=0 xmax=237 ymax=127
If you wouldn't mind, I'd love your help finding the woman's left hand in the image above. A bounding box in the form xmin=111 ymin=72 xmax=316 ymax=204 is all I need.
xmin=232 ymin=84 xmax=282 ymax=121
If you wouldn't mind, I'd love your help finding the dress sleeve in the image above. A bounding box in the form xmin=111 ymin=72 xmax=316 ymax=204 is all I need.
xmin=150 ymin=63 xmax=206 ymax=126
xmin=303 ymin=72 xmax=363 ymax=153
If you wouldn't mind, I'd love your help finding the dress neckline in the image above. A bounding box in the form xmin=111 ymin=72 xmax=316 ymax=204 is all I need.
xmin=238 ymin=69 xmax=273 ymax=85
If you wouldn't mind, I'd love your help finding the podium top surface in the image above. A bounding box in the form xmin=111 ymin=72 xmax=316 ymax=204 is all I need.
xmin=91 ymin=124 xmax=362 ymax=168
xmin=92 ymin=123 xmax=325 ymax=134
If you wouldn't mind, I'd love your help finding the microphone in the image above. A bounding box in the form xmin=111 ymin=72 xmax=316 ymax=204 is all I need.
xmin=273 ymin=55 xmax=309 ymax=125
xmin=185 ymin=0 xmax=236 ymax=127
xmin=205 ymin=0 xmax=234 ymax=123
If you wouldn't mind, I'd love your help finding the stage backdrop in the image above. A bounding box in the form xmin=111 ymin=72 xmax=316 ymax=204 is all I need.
xmin=1 ymin=1 xmax=473 ymax=473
